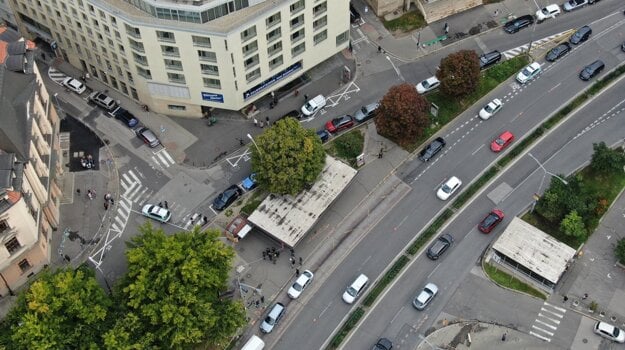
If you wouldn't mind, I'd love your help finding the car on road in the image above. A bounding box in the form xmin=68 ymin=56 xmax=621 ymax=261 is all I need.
xmin=316 ymin=129 xmax=330 ymax=143
xmin=546 ymin=42 xmax=571 ymax=62
xmin=135 ymin=127 xmax=161 ymax=148
xmin=569 ymin=25 xmax=592 ymax=45
xmin=478 ymin=98 xmax=503 ymax=120
xmin=141 ymin=204 xmax=171 ymax=223
xmin=412 ymin=283 xmax=438 ymax=310
xmin=490 ymin=131 xmax=514 ymax=152
xmin=108 ymin=106 xmax=139 ymax=127
xmin=437 ymin=176 xmax=462 ymax=200
xmin=241 ymin=173 xmax=257 ymax=191
xmin=287 ymin=270 xmax=314 ymax=299
xmin=516 ymin=62 xmax=541 ymax=84
xmin=62 ymin=77 xmax=86 ymax=94
xmin=503 ymin=15 xmax=534 ymax=34
xmin=478 ymin=209 xmax=505 ymax=233
xmin=427 ymin=234 xmax=454 ymax=260
xmin=416 ymin=76 xmax=440 ymax=94
xmin=579 ymin=60 xmax=605 ymax=81
xmin=260 ymin=302 xmax=285 ymax=334
xmin=419 ymin=137 xmax=446 ymax=162
xmin=343 ymin=274 xmax=369 ymax=304
xmin=536 ymin=4 xmax=561 ymax=21
xmin=479 ymin=50 xmax=502 ymax=70
xmin=212 ymin=184 xmax=242 ymax=211
xmin=325 ymin=115 xmax=354 ymax=133
xmin=372 ymin=338 xmax=393 ymax=350
xmin=354 ymin=102 xmax=380 ymax=123
xmin=563 ymin=0 xmax=588 ymax=12
xmin=350 ymin=3 xmax=361 ymax=24
xmin=88 ymin=91 xmax=117 ymax=111
xmin=593 ymin=321 xmax=625 ymax=343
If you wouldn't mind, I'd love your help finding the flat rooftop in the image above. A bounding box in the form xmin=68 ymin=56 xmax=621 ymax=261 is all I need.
xmin=492 ymin=217 xmax=576 ymax=284
xmin=247 ymin=155 xmax=357 ymax=247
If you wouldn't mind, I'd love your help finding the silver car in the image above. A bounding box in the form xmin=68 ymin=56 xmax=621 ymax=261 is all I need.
xmin=354 ymin=102 xmax=380 ymax=123
xmin=413 ymin=283 xmax=438 ymax=310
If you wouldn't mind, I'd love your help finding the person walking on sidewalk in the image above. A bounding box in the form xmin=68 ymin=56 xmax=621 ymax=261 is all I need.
xmin=304 ymin=94 xmax=309 ymax=101
xmin=253 ymin=118 xmax=258 ymax=127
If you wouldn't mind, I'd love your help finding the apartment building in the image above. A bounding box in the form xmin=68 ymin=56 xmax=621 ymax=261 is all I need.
xmin=0 ymin=33 xmax=62 ymax=296
xmin=5 ymin=0 xmax=351 ymax=117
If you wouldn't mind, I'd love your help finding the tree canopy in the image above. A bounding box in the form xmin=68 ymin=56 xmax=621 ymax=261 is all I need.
xmin=590 ymin=142 xmax=625 ymax=174
xmin=560 ymin=210 xmax=587 ymax=239
xmin=374 ymin=83 xmax=430 ymax=146
xmin=251 ymin=117 xmax=326 ymax=195
xmin=436 ymin=50 xmax=481 ymax=97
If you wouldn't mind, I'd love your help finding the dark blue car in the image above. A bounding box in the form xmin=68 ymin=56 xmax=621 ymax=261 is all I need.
xmin=213 ymin=185 xmax=242 ymax=211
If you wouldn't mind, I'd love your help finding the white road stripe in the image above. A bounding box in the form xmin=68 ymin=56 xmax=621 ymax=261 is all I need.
xmin=124 ymin=182 xmax=140 ymax=197
xmin=535 ymin=319 xmax=557 ymax=330
xmin=128 ymin=170 xmax=141 ymax=183
xmin=122 ymin=173 xmax=133 ymax=184
xmin=156 ymin=152 xmax=172 ymax=167
xmin=129 ymin=187 xmax=149 ymax=203
xmin=543 ymin=302 xmax=567 ymax=313
xmin=119 ymin=199 xmax=131 ymax=212
xmin=159 ymin=150 xmax=175 ymax=164
xmin=538 ymin=313 xmax=562 ymax=325
xmin=531 ymin=325 xmax=554 ymax=336
xmin=529 ymin=331 xmax=552 ymax=342
xmin=540 ymin=307 xmax=564 ymax=319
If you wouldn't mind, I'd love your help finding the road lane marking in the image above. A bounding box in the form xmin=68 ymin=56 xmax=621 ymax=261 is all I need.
xmin=531 ymin=325 xmax=554 ymax=336
xmin=471 ymin=144 xmax=484 ymax=155
xmin=319 ymin=302 xmax=333 ymax=318
xmin=530 ymin=331 xmax=552 ymax=342
xmin=537 ymin=312 xmax=561 ymax=325
xmin=543 ymin=302 xmax=566 ymax=313
xmin=361 ymin=255 xmax=372 ymax=268
xmin=540 ymin=307 xmax=564 ymax=318
xmin=535 ymin=319 xmax=557 ymax=330
xmin=390 ymin=306 xmax=405 ymax=324
xmin=427 ymin=264 xmax=440 ymax=278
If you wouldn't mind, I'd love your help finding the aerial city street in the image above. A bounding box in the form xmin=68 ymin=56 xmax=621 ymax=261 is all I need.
xmin=0 ymin=0 xmax=625 ymax=349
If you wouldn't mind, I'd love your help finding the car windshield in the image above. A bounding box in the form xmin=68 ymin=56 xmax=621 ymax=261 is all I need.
xmin=422 ymin=81 xmax=431 ymax=88
xmin=361 ymin=106 xmax=368 ymax=113
xmin=264 ymin=316 xmax=275 ymax=325
xmin=495 ymin=138 xmax=505 ymax=146
xmin=346 ymin=286 xmax=357 ymax=297
xmin=522 ymin=68 xmax=531 ymax=76
xmin=613 ymin=327 xmax=620 ymax=337
xmin=442 ymin=184 xmax=452 ymax=193
xmin=541 ymin=8 xmax=549 ymax=15
xmin=485 ymin=104 xmax=494 ymax=112
xmin=483 ymin=214 xmax=498 ymax=226
xmin=292 ymin=283 xmax=303 ymax=292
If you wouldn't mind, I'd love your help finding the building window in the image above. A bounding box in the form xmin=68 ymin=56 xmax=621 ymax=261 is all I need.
xmin=0 ymin=220 xmax=9 ymax=233
xmin=200 ymin=64 xmax=219 ymax=76
xmin=4 ymin=237 xmax=21 ymax=254
xmin=336 ymin=30 xmax=349 ymax=46
xmin=267 ymin=41 xmax=282 ymax=56
xmin=244 ymin=54 xmax=259 ymax=69
xmin=168 ymin=105 xmax=186 ymax=111
xmin=290 ymin=0 xmax=305 ymax=14
xmin=132 ymin=52 xmax=148 ymax=66
xmin=313 ymin=16 xmax=327 ymax=31
xmin=18 ymin=259 xmax=31 ymax=273
xmin=266 ymin=27 xmax=281 ymax=43
xmin=290 ymin=14 xmax=304 ymax=30
xmin=161 ymin=45 xmax=180 ymax=57
xmin=291 ymin=42 xmax=305 ymax=57
xmin=313 ymin=1 xmax=327 ymax=16
xmin=124 ymin=24 xmax=141 ymax=39
xmin=192 ymin=35 xmax=211 ymax=48
xmin=266 ymin=12 xmax=281 ymax=28
xmin=246 ymin=68 xmax=261 ymax=82
xmin=198 ymin=50 xmax=217 ymax=62
xmin=242 ymin=40 xmax=258 ymax=56
xmin=240 ymin=25 xmax=256 ymax=42
xmin=129 ymin=38 xmax=144 ymax=53
xmin=314 ymin=29 xmax=327 ymax=45
xmin=269 ymin=55 xmax=283 ymax=70
xmin=156 ymin=30 xmax=176 ymax=43
xmin=291 ymin=28 xmax=305 ymax=43
xmin=136 ymin=66 xmax=152 ymax=79
xmin=167 ymin=73 xmax=186 ymax=84
xmin=164 ymin=59 xmax=183 ymax=71
xmin=203 ymin=78 xmax=221 ymax=89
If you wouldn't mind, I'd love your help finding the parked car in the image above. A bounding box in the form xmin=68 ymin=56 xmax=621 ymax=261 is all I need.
xmin=536 ymin=4 xmax=561 ymax=21
xmin=135 ymin=127 xmax=161 ymax=148
xmin=108 ymin=106 xmax=139 ymax=127
xmin=287 ymin=270 xmax=314 ymax=299
xmin=141 ymin=204 xmax=171 ymax=223
xmin=419 ymin=137 xmax=446 ymax=162
xmin=350 ymin=3 xmax=361 ymax=24
xmin=503 ymin=15 xmax=534 ymax=34
xmin=413 ymin=283 xmax=438 ymax=310
xmin=593 ymin=321 xmax=625 ymax=343
xmin=62 ymin=77 xmax=86 ymax=94
xmin=579 ymin=60 xmax=605 ymax=81
xmin=279 ymin=109 xmax=302 ymax=121
xmin=479 ymin=50 xmax=502 ymax=69
xmin=416 ymin=76 xmax=440 ymax=94
xmin=479 ymin=98 xmax=503 ymax=120
xmin=436 ymin=176 xmax=462 ymax=200
xmin=325 ymin=115 xmax=354 ymax=133
xmin=426 ymin=233 xmax=454 ymax=260
xmin=316 ymin=129 xmax=330 ymax=143
xmin=301 ymin=94 xmax=326 ymax=116
xmin=372 ymin=338 xmax=393 ymax=350
xmin=546 ymin=42 xmax=571 ymax=62
xmin=260 ymin=302 xmax=286 ymax=334
xmin=569 ymin=25 xmax=592 ymax=45
xmin=478 ymin=209 xmax=505 ymax=233
xmin=212 ymin=184 xmax=242 ymax=211
xmin=490 ymin=131 xmax=515 ymax=152
xmin=88 ymin=91 xmax=117 ymax=111
xmin=516 ymin=62 xmax=542 ymax=84
xmin=354 ymin=102 xmax=380 ymax=123
xmin=563 ymin=0 xmax=588 ymax=12
xmin=241 ymin=173 xmax=257 ymax=191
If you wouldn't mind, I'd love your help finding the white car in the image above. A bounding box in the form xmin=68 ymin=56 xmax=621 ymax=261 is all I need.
xmin=536 ymin=4 xmax=561 ymax=21
xmin=594 ymin=321 xmax=625 ymax=343
xmin=516 ymin=62 xmax=542 ymax=84
xmin=287 ymin=270 xmax=314 ymax=299
xmin=436 ymin=176 xmax=462 ymax=200
xmin=416 ymin=76 xmax=440 ymax=94
xmin=62 ymin=77 xmax=86 ymax=94
xmin=412 ymin=283 xmax=438 ymax=310
xmin=141 ymin=204 xmax=171 ymax=223
xmin=479 ymin=98 xmax=503 ymax=120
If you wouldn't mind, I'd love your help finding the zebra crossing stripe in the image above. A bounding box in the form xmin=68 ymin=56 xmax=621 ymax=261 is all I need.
xmin=529 ymin=331 xmax=552 ymax=342
xmin=128 ymin=170 xmax=141 ymax=183
xmin=543 ymin=302 xmax=566 ymax=313
xmin=119 ymin=199 xmax=131 ymax=212
xmin=155 ymin=152 xmax=172 ymax=167
xmin=538 ymin=313 xmax=562 ymax=324
xmin=534 ymin=319 xmax=557 ymax=330
xmin=129 ymin=187 xmax=149 ymax=203
xmin=123 ymin=182 xmax=139 ymax=197
xmin=540 ymin=307 xmax=564 ymax=319
xmin=531 ymin=325 xmax=554 ymax=336
xmin=157 ymin=150 xmax=175 ymax=165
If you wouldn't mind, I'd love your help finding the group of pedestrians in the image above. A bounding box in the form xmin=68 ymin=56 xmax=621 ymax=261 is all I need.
xmin=253 ymin=116 xmax=272 ymax=128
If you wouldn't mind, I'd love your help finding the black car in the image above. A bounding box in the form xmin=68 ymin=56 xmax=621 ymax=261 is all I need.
xmin=479 ymin=50 xmax=502 ymax=69
xmin=316 ymin=129 xmax=330 ymax=143
xmin=503 ymin=15 xmax=534 ymax=34
xmin=546 ymin=43 xmax=571 ymax=62
xmin=108 ymin=106 xmax=139 ymax=127
xmin=213 ymin=185 xmax=242 ymax=211
xmin=427 ymin=234 xmax=454 ymax=260
xmin=419 ymin=137 xmax=446 ymax=162
xmin=372 ymin=338 xmax=393 ymax=350
xmin=350 ymin=4 xmax=361 ymax=24
xmin=569 ymin=25 xmax=592 ymax=45
xmin=579 ymin=60 xmax=605 ymax=81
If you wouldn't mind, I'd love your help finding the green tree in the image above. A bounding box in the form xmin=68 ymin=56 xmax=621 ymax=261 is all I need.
xmin=0 ymin=266 xmax=111 ymax=350
xmin=535 ymin=176 xmax=570 ymax=223
xmin=251 ymin=117 xmax=325 ymax=195
xmin=436 ymin=50 xmax=481 ymax=97
xmin=374 ymin=83 xmax=429 ymax=147
xmin=560 ymin=210 xmax=587 ymax=239
xmin=615 ymin=238 xmax=625 ymax=264
xmin=103 ymin=224 xmax=246 ymax=349
xmin=590 ymin=142 xmax=625 ymax=174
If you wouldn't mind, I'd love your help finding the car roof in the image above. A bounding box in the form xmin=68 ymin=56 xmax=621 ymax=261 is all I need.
xmin=446 ymin=176 xmax=461 ymax=186
xmin=597 ymin=321 xmax=616 ymax=333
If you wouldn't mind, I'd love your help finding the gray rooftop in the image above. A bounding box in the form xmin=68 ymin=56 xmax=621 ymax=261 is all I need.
xmin=247 ymin=156 xmax=357 ymax=247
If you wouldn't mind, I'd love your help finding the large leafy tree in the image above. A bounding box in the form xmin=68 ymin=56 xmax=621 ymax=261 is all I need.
xmin=103 ymin=224 xmax=246 ymax=349
xmin=374 ymin=83 xmax=429 ymax=147
xmin=0 ymin=266 xmax=111 ymax=350
xmin=590 ymin=142 xmax=625 ymax=174
xmin=560 ymin=210 xmax=587 ymax=239
xmin=615 ymin=238 xmax=625 ymax=265
xmin=436 ymin=50 xmax=480 ymax=97
xmin=251 ymin=117 xmax=325 ymax=195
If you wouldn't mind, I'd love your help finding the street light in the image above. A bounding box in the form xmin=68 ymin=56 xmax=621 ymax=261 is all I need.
xmin=246 ymin=133 xmax=262 ymax=156
xmin=527 ymin=153 xmax=568 ymax=185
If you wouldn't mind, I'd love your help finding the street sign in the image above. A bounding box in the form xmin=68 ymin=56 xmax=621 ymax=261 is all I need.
xmin=430 ymin=102 xmax=439 ymax=117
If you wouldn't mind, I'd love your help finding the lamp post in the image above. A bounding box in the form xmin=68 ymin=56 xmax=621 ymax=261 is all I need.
xmin=528 ymin=153 xmax=568 ymax=186
xmin=246 ymin=133 xmax=262 ymax=157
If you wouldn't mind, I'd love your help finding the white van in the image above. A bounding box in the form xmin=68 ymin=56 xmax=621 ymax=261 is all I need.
xmin=241 ymin=335 xmax=265 ymax=350
xmin=342 ymin=274 xmax=369 ymax=304
xmin=301 ymin=94 xmax=326 ymax=116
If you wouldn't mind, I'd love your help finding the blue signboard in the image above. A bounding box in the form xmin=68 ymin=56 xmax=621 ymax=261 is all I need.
xmin=201 ymin=92 xmax=224 ymax=103
xmin=243 ymin=61 xmax=302 ymax=100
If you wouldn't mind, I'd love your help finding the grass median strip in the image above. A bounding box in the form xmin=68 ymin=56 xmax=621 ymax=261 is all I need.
xmin=327 ymin=307 xmax=365 ymax=350
xmin=483 ymin=263 xmax=546 ymax=300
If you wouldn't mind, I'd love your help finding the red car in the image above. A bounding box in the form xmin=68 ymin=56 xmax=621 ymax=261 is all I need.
xmin=478 ymin=209 xmax=505 ymax=233
xmin=325 ymin=115 xmax=354 ymax=133
xmin=490 ymin=131 xmax=514 ymax=152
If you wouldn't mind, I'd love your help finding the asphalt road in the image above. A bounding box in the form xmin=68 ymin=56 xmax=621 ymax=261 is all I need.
xmin=270 ymin=7 xmax=625 ymax=350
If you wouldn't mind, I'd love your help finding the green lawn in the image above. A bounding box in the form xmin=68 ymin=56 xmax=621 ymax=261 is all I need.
xmin=326 ymin=129 xmax=364 ymax=166
xmin=383 ymin=11 xmax=426 ymax=32
xmin=483 ymin=263 xmax=546 ymax=300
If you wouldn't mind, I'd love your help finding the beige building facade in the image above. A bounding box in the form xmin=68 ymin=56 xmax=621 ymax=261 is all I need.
xmin=366 ymin=0 xmax=482 ymax=24
xmin=4 ymin=0 xmax=350 ymax=117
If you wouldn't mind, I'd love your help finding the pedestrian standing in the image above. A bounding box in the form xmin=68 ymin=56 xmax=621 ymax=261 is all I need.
xmin=259 ymin=121 xmax=264 ymax=128
xmin=268 ymin=253 xmax=273 ymax=262
xmin=296 ymin=268 xmax=300 ymax=276
xmin=290 ymin=248 xmax=295 ymax=257
xmin=266 ymin=116 xmax=270 ymax=126
xmin=299 ymin=257 xmax=303 ymax=265
xmin=104 ymin=202 xmax=109 ymax=210
xmin=262 ymin=251 xmax=266 ymax=260
xmin=364 ymin=5 xmax=368 ymax=14
xmin=271 ymin=91 xmax=275 ymax=100
xmin=76 ymin=189 xmax=81 ymax=194
xmin=304 ymin=94 xmax=309 ymax=101
xmin=275 ymin=251 xmax=280 ymax=258
xmin=253 ymin=118 xmax=258 ymax=127
xmin=582 ymin=293 xmax=588 ymax=300
xmin=563 ymin=295 xmax=568 ymax=302
xmin=273 ymin=255 xmax=277 ymax=264
xmin=378 ymin=148 xmax=384 ymax=158
xmin=501 ymin=333 xmax=507 ymax=341
xmin=378 ymin=45 xmax=382 ymax=53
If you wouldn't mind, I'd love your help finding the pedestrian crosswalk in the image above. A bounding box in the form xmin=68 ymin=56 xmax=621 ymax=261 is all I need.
xmin=529 ymin=301 xmax=566 ymax=342
xmin=151 ymin=149 xmax=176 ymax=168
xmin=48 ymin=67 xmax=68 ymax=85
xmin=121 ymin=170 xmax=154 ymax=204
xmin=502 ymin=30 xmax=573 ymax=59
